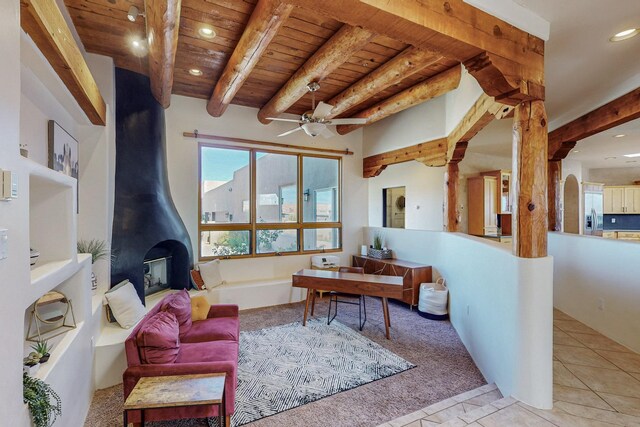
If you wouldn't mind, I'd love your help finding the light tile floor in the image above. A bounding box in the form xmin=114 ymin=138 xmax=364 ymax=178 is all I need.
xmin=380 ymin=309 xmax=640 ymax=426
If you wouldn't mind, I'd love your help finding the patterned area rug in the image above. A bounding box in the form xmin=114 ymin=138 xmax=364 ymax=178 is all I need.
xmin=221 ymin=318 xmax=414 ymax=427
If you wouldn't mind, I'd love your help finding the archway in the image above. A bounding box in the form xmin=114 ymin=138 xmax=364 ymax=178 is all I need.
xmin=563 ymin=174 xmax=580 ymax=234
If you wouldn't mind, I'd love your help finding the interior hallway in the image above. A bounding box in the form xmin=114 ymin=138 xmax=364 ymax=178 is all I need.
xmin=381 ymin=309 xmax=640 ymax=426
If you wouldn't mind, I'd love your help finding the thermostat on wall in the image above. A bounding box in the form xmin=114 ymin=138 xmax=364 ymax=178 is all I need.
xmin=1 ymin=170 xmax=18 ymax=200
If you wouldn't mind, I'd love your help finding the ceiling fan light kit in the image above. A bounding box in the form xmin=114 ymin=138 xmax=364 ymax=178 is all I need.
xmin=271 ymin=82 xmax=367 ymax=139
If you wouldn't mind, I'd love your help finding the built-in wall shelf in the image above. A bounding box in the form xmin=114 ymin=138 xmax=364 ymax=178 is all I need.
xmin=26 ymin=321 xmax=85 ymax=381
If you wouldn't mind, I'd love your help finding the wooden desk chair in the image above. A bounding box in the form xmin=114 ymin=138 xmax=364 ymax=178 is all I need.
xmin=327 ymin=267 xmax=367 ymax=331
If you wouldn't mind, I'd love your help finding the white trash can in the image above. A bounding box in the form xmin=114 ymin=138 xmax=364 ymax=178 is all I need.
xmin=418 ymin=278 xmax=449 ymax=320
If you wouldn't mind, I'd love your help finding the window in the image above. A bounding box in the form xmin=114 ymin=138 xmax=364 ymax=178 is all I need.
xmin=199 ymin=143 xmax=341 ymax=259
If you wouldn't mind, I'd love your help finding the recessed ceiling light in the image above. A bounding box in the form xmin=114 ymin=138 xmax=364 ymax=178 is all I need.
xmin=129 ymin=36 xmax=148 ymax=57
xmin=572 ymin=150 xmax=580 ymax=153
xmin=605 ymin=156 xmax=617 ymax=160
xmin=189 ymin=68 xmax=203 ymax=76
xmin=610 ymin=28 xmax=639 ymax=42
xmin=198 ymin=26 xmax=216 ymax=39
xmin=623 ymin=153 xmax=640 ymax=158
xmin=626 ymin=160 xmax=638 ymax=163
xmin=614 ymin=134 xmax=626 ymax=138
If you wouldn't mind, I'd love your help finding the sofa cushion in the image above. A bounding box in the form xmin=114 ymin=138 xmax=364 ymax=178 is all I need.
xmin=181 ymin=316 xmax=240 ymax=343
xmin=176 ymin=340 xmax=238 ymax=364
xmin=162 ymin=289 xmax=192 ymax=339
xmin=197 ymin=260 xmax=225 ymax=289
xmin=104 ymin=280 xmax=146 ymax=329
xmin=136 ymin=311 xmax=180 ymax=364
xmin=190 ymin=296 xmax=211 ymax=321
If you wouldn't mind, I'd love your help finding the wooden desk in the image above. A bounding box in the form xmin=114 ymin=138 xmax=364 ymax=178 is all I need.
xmin=123 ymin=373 xmax=226 ymax=427
xmin=292 ymin=269 xmax=403 ymax=339
xmin=352 ymin=255 xmax=432 ymax=307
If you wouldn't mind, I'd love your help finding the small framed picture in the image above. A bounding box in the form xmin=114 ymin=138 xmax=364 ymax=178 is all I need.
xmin=48 ymin=120 xmax=79 ymax=179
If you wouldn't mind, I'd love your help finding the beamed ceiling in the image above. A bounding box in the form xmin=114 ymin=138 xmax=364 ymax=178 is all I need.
xmin=65 ymin=0 xmax=457 ymax=119
xmin=54 ymin=0 xmax=544 ymax=134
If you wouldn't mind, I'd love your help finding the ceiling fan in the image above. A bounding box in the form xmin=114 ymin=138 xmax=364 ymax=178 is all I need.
xmin=267 ymin=82 xmax=368 ymax=138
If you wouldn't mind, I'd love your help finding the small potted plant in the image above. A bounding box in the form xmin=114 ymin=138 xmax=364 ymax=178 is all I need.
xmin=23 ymin=372 xmax=62 ymax=427
xmin=30 ymin=340 xmax=52 ymax=363
xmin=368 ymin=232 xmax=392 ymax=259
xmin=77 ymin=239 xmax=109 ymax=291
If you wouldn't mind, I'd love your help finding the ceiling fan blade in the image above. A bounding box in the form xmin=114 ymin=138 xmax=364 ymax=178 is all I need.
xmin=320 ymin=127 xmax=336 ymax=139
xmin=325 ymin=118 xmax=368 ymax=125
xmin=312 ymin=101 xmax=334 ymax=119
xmin=278 ymin=127 xmax=303 ymax=137
xmin=267 ymin=117 xmax=303 ymax=123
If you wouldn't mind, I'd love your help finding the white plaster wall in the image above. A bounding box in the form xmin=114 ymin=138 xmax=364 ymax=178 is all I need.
xmin=445 ymin=68 xmax=484 ymax=135
xmin=549 ymin=232 xmax=640 ymax=353
xmin=78 ymin=54 xmax=116 ymax=293
xmin=0 ymin=0 xmax=30 ymax=423
xmin=362 ymin=95 xmax=447 ymax=157
xmin=367 ymin=162 xmax=445 ymax=230
xmin=364 ymin=227 xmax=553 ymax=409
xmin=164 ymin=95 xmax=367 ymax=283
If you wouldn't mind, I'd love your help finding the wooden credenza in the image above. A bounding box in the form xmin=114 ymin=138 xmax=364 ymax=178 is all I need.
xmin=352 ymin=255 xmax=432 ymax=306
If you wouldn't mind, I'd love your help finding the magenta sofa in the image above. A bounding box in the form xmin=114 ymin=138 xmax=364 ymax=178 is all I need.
xmin=123 ymin=290 xmax=239 ymax=426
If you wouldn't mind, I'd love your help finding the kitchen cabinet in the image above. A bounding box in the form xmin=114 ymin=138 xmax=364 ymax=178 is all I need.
xmin=624 ymin=187 xmax=640 ymax=213
xmin=480 ymin=170 xmax=512 ymax=213
xmin=468 ymin=175 xmax=498 ymax=236
xmin=604 ymin=185 xmax=640 ymax=213
xmin=617 ymin=231 xmax=640 ymax=241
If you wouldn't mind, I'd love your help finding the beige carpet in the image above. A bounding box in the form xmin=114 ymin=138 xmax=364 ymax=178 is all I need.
xmin=84 ymin=297 xmax=485 ymax=427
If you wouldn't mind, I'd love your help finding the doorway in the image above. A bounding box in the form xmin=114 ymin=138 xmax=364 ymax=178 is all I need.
xmin=383 ymin=186 xmax=406 ymax=228
xmin=564 ymin=174 xmax=580 ymax=234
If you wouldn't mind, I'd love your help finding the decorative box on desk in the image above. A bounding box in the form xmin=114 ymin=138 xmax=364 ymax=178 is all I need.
xmin=352 ymin=255 xmax=432 ymax=307
xmin=367 ymin=248 xmax=393 ymax=259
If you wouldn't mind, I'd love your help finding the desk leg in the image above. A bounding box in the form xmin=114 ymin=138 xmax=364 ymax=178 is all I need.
xmin=123 ymin=410 xmax=127 ymax=427
xmin=382 ymin=297 xmax=391 ymax=340
xmin=310 ymin=290 xmax=317 ymax=316
xmin=141 ymin=409 xmax=145 ymax=426
xmin=303 ymin=288 xmax=312 ymax=326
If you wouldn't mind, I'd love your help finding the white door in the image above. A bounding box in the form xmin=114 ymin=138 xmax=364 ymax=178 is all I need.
xmin=483 ymin=177 xmax=497 ymax=234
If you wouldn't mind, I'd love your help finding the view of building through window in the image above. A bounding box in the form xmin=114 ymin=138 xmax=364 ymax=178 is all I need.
xmin=199 ymin=145 xmax=341 ymax=258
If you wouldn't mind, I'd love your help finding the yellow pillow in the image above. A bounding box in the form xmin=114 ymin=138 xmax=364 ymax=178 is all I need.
xmin=190 ymin=296 xmax=211 ymax=321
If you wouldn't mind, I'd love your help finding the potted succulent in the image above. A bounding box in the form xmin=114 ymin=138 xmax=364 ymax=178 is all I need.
xmin=30 ymin=340 xmax=52 ymax=363
xmin=368 ymin=232 xmax=392 ymax=259
xmin=23 ymin=372 xmax=62 ymax=427
xmin=77 ymin=239 xmax=109 ymax=291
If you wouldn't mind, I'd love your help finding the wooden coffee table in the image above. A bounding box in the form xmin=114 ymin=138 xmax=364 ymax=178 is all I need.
xmin=123 ymin=373 xmax=226 ymax=427
xmin=292 ymin=269 xmax=404 ymax=339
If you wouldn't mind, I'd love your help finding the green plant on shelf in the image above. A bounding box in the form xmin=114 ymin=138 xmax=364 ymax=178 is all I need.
xmin=373 ymin=232 xmax=384 ymax=250
xmin=23 ymin=372 xmax=62 ymax=427
xmin=77 ymin=239 xmax=109 ymax=265
xmin=30 ymin=340 xmax=52 ymax=363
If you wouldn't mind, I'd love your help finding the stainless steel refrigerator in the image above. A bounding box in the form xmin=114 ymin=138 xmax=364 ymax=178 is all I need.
xmin=584 ymin=190 xmax=604 ymax=236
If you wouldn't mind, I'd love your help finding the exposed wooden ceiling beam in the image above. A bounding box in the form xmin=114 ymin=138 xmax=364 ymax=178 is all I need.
xmin=20 ymin=0 xmax=106 ymax=125
xmin=257 ymin=24 xmax=375 ymax=124
xmin=145 ymin=0 xmax=182 ymax=108
xmin=363 ymin=138 xmax=449 ymax=177
xmin=207 ymin=0 xmax=293 ymax=117
xmin=281 ymin=0 xmax=544 ymax=104
xmin=447 ymin=93 xmax=511 ymax=162
xmin=548 ymin=87 xmax=640 ymax=160
xmin=362 ymin=93 xmax=509 ymax=176
xmin=337 ymin=65 xmax=462 ymax=135
xmin=325 ymin=47 xmax=443 ymax=119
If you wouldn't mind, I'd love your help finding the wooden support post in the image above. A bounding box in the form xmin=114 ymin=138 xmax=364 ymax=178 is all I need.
xmin=548 ymin=160 xmax=562 ymax=232
xmin=512 ymin=100 xmax=548 ymax=258
xmin=444 ymin=162 xmax=460 ymax=232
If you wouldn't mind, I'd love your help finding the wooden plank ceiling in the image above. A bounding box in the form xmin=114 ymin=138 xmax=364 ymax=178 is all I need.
xmin=64 ymin=0 xmax=458 ymax=123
